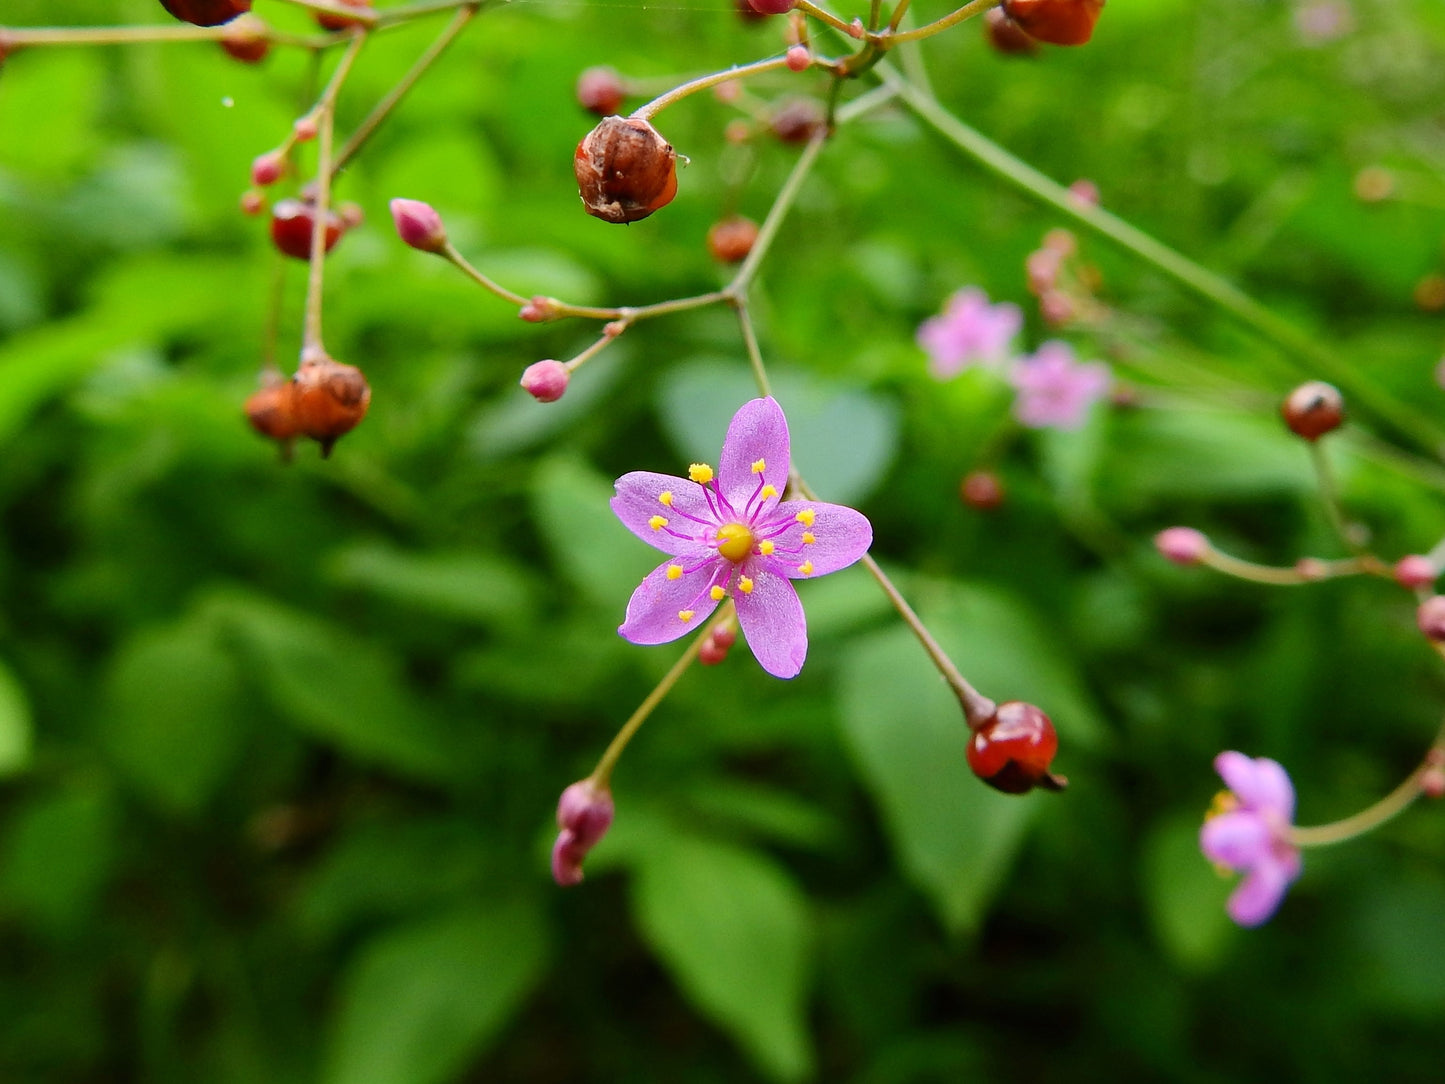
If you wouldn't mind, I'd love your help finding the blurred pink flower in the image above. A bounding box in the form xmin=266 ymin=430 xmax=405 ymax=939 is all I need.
xmin=917 ymin=287 xmax=1022 ymax=379
xmin=1294 ymin=1 xmax=1353 ymax=45
xmin=611 ymin=397 xmax=872 ymax=679
xmin=1200 ymin=752 xmax=1302 ymax=927
xmin=1007 ymin=341 xmax=1111 ymax=429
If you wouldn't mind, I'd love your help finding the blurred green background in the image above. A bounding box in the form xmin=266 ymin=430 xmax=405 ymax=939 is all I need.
xmin=2 ymin=0 xmax=1445 ymax=1080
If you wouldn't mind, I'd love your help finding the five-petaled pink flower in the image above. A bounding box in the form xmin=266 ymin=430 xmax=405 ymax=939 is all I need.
xmin=916 ymin=287 xmax=1022 ymax=379
xmin=611 ymin=397 xmax=872 ymax=679
xmin=1007 ymin=340 xmax=1111 ymax=430
xmin=1199 ymin=751 xmax=1302 ymax=927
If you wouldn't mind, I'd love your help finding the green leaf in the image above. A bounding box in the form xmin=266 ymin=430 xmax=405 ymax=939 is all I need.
xmin=0 ymin=785 xmax=115 ymax=935
xmin=321 ymin=899 xmax=548 ymax=1084
xmin=324 ymin=542 xmax=537 ymax=626
xmin=201 ymin=590 xmax=457 ymax=784
xmin=0 ymin=659 xmax=34 ymax=776
xmin=99 ymin=620 xmax=248 ymax=814
xmin=837 ymin=621 xmax=1037 ymax=935
xmin=1139 ymin=814 xmax=1233 ymax=972
xmin=530 ymin=454 xmax=658 ymax=609
xmin=657 ymin=360 xmax=900 ymax=505
xmin=632 ymin=835 xmax=814 ymax=1083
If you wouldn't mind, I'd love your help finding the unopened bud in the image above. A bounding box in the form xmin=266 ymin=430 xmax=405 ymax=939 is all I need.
xmin=1394 ymin=555 xmax=1437 ymax=590
xmin=521 ymin=360 xmax=570 ymax=403
xmin=519 ymin=296 xmax=561 ymax=323
xmin=1155 ymin=526 xmax=1209 ymax=566
xmin=251 ymin=151 xmax=284 ymax=187
xmin=552 ymin=779 xmax=614 ymax=886
xmin=785 ymin=45 xmax=811 ymax=72
xmin=1421 ymin=766 xmax=1445 ymax=800
xmin=292 ymin=115 xmax=319 ymax=142
xmin=1418 ymin=596 xmax=1445 ymax=641
xmin=389 ymin=197 xmax=447 ymax=254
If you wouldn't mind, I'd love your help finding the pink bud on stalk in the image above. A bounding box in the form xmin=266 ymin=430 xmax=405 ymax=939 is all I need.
xmin=521 ymin=360 xmax=570 ymax=403
xmin=1393 ymin=555 xmax=1437 ymax=590
xmin=251 ymin=151 xmax=284 ymax=187
xmin=1155 ymin=527 xmax=1209 ymax=566
xmin=1417 ymin=596 xmax=1445 ymax=641
xmin=552 ymin=780 xmax=615 ymax=886
xmin=389 ymin=198 xmax=448 ymax=255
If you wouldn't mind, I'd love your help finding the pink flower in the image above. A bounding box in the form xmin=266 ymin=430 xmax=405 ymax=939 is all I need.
xmin=1294 ymin=1 xmax=1353 ymax=45
xmin=1200 ymin=752 xmax=1302 ymax=927
xmin=916 ymin=287 xmax=1022 ymax=379
xmin=1007 ymin=341 xmax=1111 ymax=430
xmin=611 ymin=397 xmax=872 ymax=679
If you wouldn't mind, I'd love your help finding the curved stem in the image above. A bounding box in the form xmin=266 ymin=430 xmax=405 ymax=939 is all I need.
xmin=796 ymin=0 xmax=860 ymax=38
xmin=633 ymin=56 xmax=795 ymax=122
xmin=441 ymin=244 xmax=530 ymax=306
xmin=1288 ymin=766 xmax=1429 ymax=847
xmin=885 ymin=0 xmax=996 ymax=44
xmin=1199 ymin=545 xmax=1382 ymax=586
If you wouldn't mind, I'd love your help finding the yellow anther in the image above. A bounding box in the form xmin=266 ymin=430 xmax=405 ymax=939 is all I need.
xmin=798 ymin=560 xmax=815 ymax=576
xmin=759 ymin=484 xmax=778 ymax=500
xmin=801 ymin=532 xmax=815 ymax=545
xmin=751 ymin=458 xmax=766 ymax=474
xmin=1206 ymin=791 xmax=1238 ymax=820
xmin=659 ymin=491 xmax=673 ymax=506
xmin=710 ymin=585 xmax=726 ymax=601
xmin=666 ymin=564 xmax=683 ymax=580
xmin=648 ymin=515 xmax=668 ymax=531
xmin=716 ymin=523 xmax=754 ymax=563
xmin=738 ymin=576 xmax=754 ymax=594
xmin=758 ymin=540 xmax=775 ymax=556
xmin=795 ymin=508 xmax=816 ymax=527
xmin=678 ymin=609 xmax=695 ymax=622
xmin=688 ymin=463 xmax=714 ymax=484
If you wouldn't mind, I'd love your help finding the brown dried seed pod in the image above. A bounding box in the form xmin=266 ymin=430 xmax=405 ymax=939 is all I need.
xmin=706 ymin=215 xmax=759 ymax=263
xmin=769 ymin=98 xmax=828 ymax=144
xmin=574 ymin=116 xmax=679 ymax=224
xmin=244 ymin=380 xmax=300 ymax=442
xmin=159 ymin=0 xmax=252 ymax=27
xmin=291 ymin=357 xmax=372 ymax=456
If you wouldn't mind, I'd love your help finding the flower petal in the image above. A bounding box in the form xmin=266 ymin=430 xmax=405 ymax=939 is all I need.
xmin=733 ymin=568 xmax=807 ymax=679
xmin=717 ymin=397 xmax=791 ymax=512
xmin=612 ymin=471 xmax=716 ymax=555
xmin=1199 ymin=810 xmax=1271 ymax=870
xmin=766 ymin=501 xmax=872 ymax=578
xmin=619 ymin=557 xmax=723 ymax=645
xmin=1215 ymin=751 xmax=1295 ymax=819
xmin=1226 ymin=857 xmax=1295 ymax=927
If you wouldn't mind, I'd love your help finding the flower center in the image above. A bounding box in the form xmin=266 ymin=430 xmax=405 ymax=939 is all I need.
xmin=716 ymin=522 xmax=754 ymax=562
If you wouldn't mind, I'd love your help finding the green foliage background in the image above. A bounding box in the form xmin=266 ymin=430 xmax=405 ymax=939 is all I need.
xmin=2 ymin=0 xmax=1445 ymax=1080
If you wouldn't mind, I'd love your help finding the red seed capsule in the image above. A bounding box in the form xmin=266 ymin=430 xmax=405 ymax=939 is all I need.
xmin=159 ymin=0 xmax=252 ymax=26
xmin=220 ymin=13 xmax=269 ymax=62
xmin=960 ymin=470 xmax=1005 ymax=511
xmin=269 ymin=198 xmax=345 ymax=261
xmin=575 ymin=116 xmax=679 ymax=224
xmin=1280 ymin=381 xmax=1345 ymax=441
xmin=315 ymin=0 xmax=372 ymax=31
xmin=967 ymin=701 xmax=1065 ymax=795
xmin=769 ymin=98 xmax=827 ymax=144
xmin=985 ymin=7 xmax=1040 ymax=54
xmin=576 ymin=67 xmax=626 ymax=117
xmin=291 ymin=356 xmax=371 ymax=456
xmin=244 ymin=379 xmax=300 ymax=442
xmin=1001 ymin=0 xmax=1105 ymax=46
xmin=706 ymin=216 xmax=759 ymax=263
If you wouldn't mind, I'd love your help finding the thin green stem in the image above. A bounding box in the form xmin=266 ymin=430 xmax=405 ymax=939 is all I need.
xmin=302 ymin=31 xmax=367 ymax=356
xmin=634 ymin=56 xmax=795 ymax=122
xmin=0 ymin=25 xmax=226 ymax=46
xmin=726 ymin=133 xmax=829 ymax=299
xmin=1199 ymin=545 xmax=1381 ymax=586
xmin=332 ymin=4 xmax=480 ymax=175
xmin=373 ymin=0 xmax=485 ymax=26
xmin=589 ymin=613 xmax=723 ymax=788
xmin=734 ymin=302 xmax=774 ymax=399
xmin=276 ymin=0 xmax=380 ymax=28
xmin=885 ymin=67 xmax=1445 ymax=461
xmin=888 ymin=0 xmax=916 ymax=33
xmin=565 ymin=329 xmax=620 ymax=374
xmin=797 ymin=0 xmax=861 ymax=37
xmin=885 ymin=0 xmax=996 ymax=44
xmin=442 ymin=244 xmax=530 ymax=306
xmin=1308 ymin=439 xmax=1360 ymax=553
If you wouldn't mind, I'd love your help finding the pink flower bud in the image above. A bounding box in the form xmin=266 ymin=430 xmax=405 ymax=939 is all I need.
xmin=551 ymin=831 xmax=587 ymax=886
xmin=1422 ymin=767 xmax=1445 ymax=800
xmin=1418 ymin=596 xmax=1445 ymax=641
xmin=785 ymin=45 xmax=810 ymax=71
xmin=519 ymin=296 xmax=561 ymax=323
xmin=1394 ymin=555 xmax=1437 ymax=590
xmin=388 ymin=198 xmax=448 ymax=254
xmin=1068 ymin=178 xmax=1100 ymax=207
xmin=556 ymin=780 xmax=614 ymax=847
xmin=292 ymin=115 xmax=319 ymax=142
xmin=1039 ymin=290 xmax=1074 ymax=326
xmin=251 ymin=151 xmax=284 ymax=187
xmin=239 ymin=189 xmax=266 ymax=216
xmin=698 ymin=636 xmax=729 ymax=665
xmin=709 ymin=623 xmax=737 ymax=650
xmin=1155 ymin=526 xmax=1209 ymax=566
xmin=521 ymin=360 xmax=569 ymax=403
xmin=1026 ymin=247 xmax=1062 ymax=295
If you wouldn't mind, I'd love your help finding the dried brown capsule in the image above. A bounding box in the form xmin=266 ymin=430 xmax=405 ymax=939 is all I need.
xmin=292 ymin=356 xmax=371 ymax=456
xmin=769 ymin=98 xmax=827 ymax=144
xmin=985 ymin=8 xmax=1040 ymax=55
xmin=1280 ymin=381 xmax=1345 ymax=441
xmin=574 ymin=116 xmax=679 ymax=224
xmin=159 ymin=0 xmax=252 ymax=26
xmin=244 ymin=379 xmax=300 ymax=442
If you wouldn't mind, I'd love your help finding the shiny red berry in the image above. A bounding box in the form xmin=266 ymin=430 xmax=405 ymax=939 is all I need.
xmin=220 ymin=13 xmax=269 ymax=62
xmin=1280 ymin=381 xmax=1344 ymax=441
xmin=576 ymin=67 xmax=626 ymax=117
xmin=159 ymin=0 xmax=252 ymax=26
xmin=985 ymin=8 xmax=1040 ymax=54
xmin=1001 ymin=0 xmax=1105 ymax=46
xmin=960 ymin=470 xmax=1005 ymax=511
xmin=269 ymin=198 xmax=345 ymax=261
xmin=966 ymin=701 xmax=1065 ymax=795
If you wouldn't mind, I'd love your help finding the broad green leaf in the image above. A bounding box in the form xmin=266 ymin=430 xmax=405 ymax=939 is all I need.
xmin=0 ymin=785 xmax=115 ymax=935
xmin=324 ymin=542 xmax=537 ymax=626
xmin=657 ymin=360 xmax=901 ymax=505
xmin=530 ymin=454 xmax=658 ymax=609
xmin=837 ymin=622 xmax=1037 ymax=935
xmin=632 ymin=835 xmax=814 ymax=1083
xmin=201 ymin=590 xmax=457 ymax=784
xmin=1355 ymin=870 xmax=1445 ymax=1015
xmin=1140 ymin=814 xmax=1233 ymax=972
xmin=322 ymin=900 xmax=548 ymax=1084
xmin=99 ymin=621 xmax=248 ymax=814
xmin=0 ymin=660 xmax=34 ymax=776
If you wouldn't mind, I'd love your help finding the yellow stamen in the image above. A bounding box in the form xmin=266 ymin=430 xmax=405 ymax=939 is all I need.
xmin=710 ymin=585 xmax=726 ymax=601
xmin=678 ymin=609 xmax=695 ymax=622
xmin=688 ymin=463 xmax=714 ymax=484
xmin=760 ymin=484 xmax=777 ymax=500
xmin=798 ymin=560 xmax=814 ymax=576
xmin=659 ymin=491 xmax=673 ymax=506
xmin=796 ymin=508 xmax=815 ymax=527
xmin=758 ymin=540 xmax=775 ymax=556
xmin=648 ymin=515 xmax=668 ymax=531
xmin=716 ymin=523 xmax=754 ymax=563
xmin=801 ymin=532 xmax=815 ymax=545
xmin=666 ymin=564 xmax=683 ymax=580
xmin=738 ymin=576 xmax=754 ymax=594
xmin=751 ymin=458 xmax=766 ymax=474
